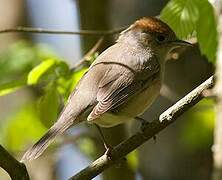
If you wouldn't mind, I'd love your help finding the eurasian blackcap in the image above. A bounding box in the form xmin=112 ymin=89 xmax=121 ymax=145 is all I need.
xmin=21 ymin=17 xmax=191 ymax=162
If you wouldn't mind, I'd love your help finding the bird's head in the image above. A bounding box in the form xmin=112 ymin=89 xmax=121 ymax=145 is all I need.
xmin=118 ymin=17 xmax=192 ymax=61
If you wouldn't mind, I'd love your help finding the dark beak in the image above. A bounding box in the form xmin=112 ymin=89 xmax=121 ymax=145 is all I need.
xmin=170 ymin=39 xmax=193 ymax=47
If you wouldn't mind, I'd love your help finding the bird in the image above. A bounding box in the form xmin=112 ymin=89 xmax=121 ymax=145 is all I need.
xmin=21 ymin=17 xmax=191 ymax=162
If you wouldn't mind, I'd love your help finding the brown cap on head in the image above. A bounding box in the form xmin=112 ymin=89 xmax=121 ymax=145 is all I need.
xmin=132 ymin=17 xmax=175 ymax=36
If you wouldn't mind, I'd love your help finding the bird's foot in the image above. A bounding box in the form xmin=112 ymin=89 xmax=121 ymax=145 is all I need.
xmin=135 ymin=116 xmax=157 ymax=143
xmin=152 ymin=135 xmax=157 ymax=143
xmin=135 ymin=116 xmax=150 ymax=130
xmin=95 ymin=124 xmax=114 ymax=159
xmin=104 ymin=145 xmax=113 ymax=160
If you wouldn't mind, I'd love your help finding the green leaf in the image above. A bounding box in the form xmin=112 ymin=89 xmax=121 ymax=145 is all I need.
xmin=160 ymin=0 xmax=199 ymax=38
xmin=196 ymin=1 xmax=218 ymax=62
xmin=0 ymin=77 xmax=26 ymax=96
xmin=160 ymin=0 xmax=218 ymax=63
xmin=0 ymin=103 xmax=46 ymax=152
xmin=55 ymin=61 xmax=70 ymax=77
xmin=70 ymin=68 xmax=88 ymax=90
xmin=27 ymin=58 xmax=57 ymax=85
xmin=38 ymin=84 xmax=60 ymax=128
xmin=57 ymin=67 xmax=88 ymax=101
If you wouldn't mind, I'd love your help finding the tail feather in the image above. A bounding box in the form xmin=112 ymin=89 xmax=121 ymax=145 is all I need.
xmin=21 ymin=120 xmax=74 ymax=162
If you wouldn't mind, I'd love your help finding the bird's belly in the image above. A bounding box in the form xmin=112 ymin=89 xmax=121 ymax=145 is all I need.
xmin=120 ymin=79 xmax=161 ymax=117
xmin=93 ymin=79 xmax=161 ymax=128
xmin=94 ymin=113 xmax=134 ymax=128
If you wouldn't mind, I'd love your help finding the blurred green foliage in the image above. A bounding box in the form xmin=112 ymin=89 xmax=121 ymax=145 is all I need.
xmin=0 ymin=103 xmax=47 ymax=152
xmin=56 ymin=67 xmax=88 ymax=101
xmin=77 ymin=136 xmax=97 ymax=158
xmin=0 ymin=41 xmax=58 ymax=96
xmin=160 ymin=0 xmax=218 ymax=62
xmin=27 ymin=58 xmax=57 ymax=85
xmin=0 ymin=76 xmax=26 ymax=96
xmin=0 ymin=40 xmax=91 ymax=152
xmin=127 ymin=150 xmax=139 ymax=171
xmin=180 ymin=99 xmax=215 ymax=151
xmin=38 ymin=83 xmax=60 ymax=128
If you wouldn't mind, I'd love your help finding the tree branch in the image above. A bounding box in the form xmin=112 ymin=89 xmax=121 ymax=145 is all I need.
xmin=69 ymin=75 xmax=214 ymax=180
xmin=0 ymin=26 xmax=127 ymax=36
xmin=71 ymin=37 xmax=104 ymax=71
xmin=0 ymin=145 xmax=30 ymax=180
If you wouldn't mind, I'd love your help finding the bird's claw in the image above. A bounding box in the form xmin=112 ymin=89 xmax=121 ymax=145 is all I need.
xmin=153 ymin=135 xmax=157 ymax=143
xmin=136 ymin=117 xmax=157 ymax=143
xmin=135 ymin=117 xmax=150 ymax=131
xmin=104 ymin=145 xmax=113 ymax=160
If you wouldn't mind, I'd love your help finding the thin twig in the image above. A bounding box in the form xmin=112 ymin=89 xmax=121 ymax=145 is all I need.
xmin=0 ymin=145 xmax=30 ymax=180
xmin=71 ymin=37 xmax=104 ymax=71
xmin=69 ymin=76 xmax=214 ymax=180
xmin=0 ymin=26 xmax=127 ymax=36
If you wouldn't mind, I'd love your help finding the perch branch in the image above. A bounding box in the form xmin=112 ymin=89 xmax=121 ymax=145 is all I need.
xmin=70 ymin=75 xmax=214 ymax=180
xmin=0 ymin=145 xmax=30 ymax=180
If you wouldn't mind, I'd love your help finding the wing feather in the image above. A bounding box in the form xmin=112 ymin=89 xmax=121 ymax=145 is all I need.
xmin=88 ymin=71 xmax=148 ymax=121
xmin=87 ymin=54 xmax=160 ymax=121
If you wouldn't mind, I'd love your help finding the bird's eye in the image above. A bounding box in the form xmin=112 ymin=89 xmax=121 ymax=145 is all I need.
xmin=156 ymin=35 xmax=166 ymax=43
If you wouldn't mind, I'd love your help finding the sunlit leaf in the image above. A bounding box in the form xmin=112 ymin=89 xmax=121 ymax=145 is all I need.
xmin=160 ymin=0 xmax=218 ymax=63
xmin=27 ymin=58 xmax=57 ymax=85
xmin=38 ymin=84 xmax=60 ymax=128
xmin=0 ymin=87 xmax=22 ymax=97
xmin=0 ymin=77 xmax=26 ymax=96
xmin=160 ymin=0 xmax=199 ymax=38
xmin=0 ymin=41 xmax=61 ymax=89
xmin=196 ymin=1 xmax=218 ymax=62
